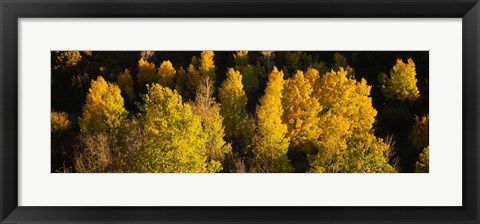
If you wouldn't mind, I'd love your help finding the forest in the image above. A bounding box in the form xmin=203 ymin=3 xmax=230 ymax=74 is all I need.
xmin=51 ymin=51 xmax=429 ymax=173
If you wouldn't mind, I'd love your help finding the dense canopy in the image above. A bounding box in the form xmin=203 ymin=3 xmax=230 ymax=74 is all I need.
xmin=51 ymin=51 xmax=429 ymax=173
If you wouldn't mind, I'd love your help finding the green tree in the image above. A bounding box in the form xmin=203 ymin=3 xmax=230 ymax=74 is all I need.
xmin=233 ymin=51 xmax=259 ymax=98
xmin=218 ymin=68 xmax=248 ymax=142
xmin=191 ymin=76 xmax=231 ymax=172
xmin=281 ymin=51 xmax=313 ymax=77
xmin=332 ymin=52 xmax=348 ymax=71
xmin=138 ymin=84 xmax=209 ymax=173
xmin=379 ymin=58 xmax=420 ymax=101
xmin=251 ymin=67 xmax=293 ymax=173
xmin=79 ymin=76 xmax=128 ymax=136
xmin=332 ymin=52 xmax=355 ymax=78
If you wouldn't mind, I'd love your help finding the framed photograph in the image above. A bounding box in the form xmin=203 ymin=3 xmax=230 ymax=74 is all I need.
xmin=1 ymin=0 xmax=479 ymax=223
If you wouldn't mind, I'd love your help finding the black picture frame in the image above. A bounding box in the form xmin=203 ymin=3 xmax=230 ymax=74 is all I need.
xmin=1 ymin=0 xmax=479 ymax=223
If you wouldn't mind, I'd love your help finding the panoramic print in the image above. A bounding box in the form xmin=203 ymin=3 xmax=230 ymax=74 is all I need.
xmin=51 ymin=51 xmax=429 ymax=173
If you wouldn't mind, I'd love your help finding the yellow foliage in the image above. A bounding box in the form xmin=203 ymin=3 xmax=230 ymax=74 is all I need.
xmin=282 ymin=70 xmax=322 ymax=147
xmin=307 ymin=68 xmax=393 ymax=173
xmin=54 ymin=51 xmax=84 ymax=70
xmin=218 ymin=68 xmax=248 ymax=141
xmin=415 ymin=146 xmax=429 ymax=173
xmin=233 ymin=51 xmax=249 ymax=66
xmin=199 ymin=51 xmax=216 ymax=81
xmin=51 ymin=111 xmax=70 ymax=132
xmin=252 ymin=67 xmax=293 ymax=173
xmin=191 ymin=76 xmax=230 ymax=172
xmin=79 ymin=76 xmax=128 ymax=136
xmin=137 ymin=58 xmax=157 ymax=84
xmin=379 ymin=58 xmax=420 ymax=101
xmin=157 ymin=60 xmax=176 ymax=89
xmin=139 ymin=84 xmax=209 ymax=173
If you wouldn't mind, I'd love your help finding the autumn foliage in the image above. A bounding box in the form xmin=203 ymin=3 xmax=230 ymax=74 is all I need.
xmin=51 ymin=51 xmax=428 ymax=173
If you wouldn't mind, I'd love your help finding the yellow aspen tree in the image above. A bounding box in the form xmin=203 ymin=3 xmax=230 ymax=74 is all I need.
xmin=218 ymin=68 xmax=247 ymax=141
xmin=191 ymin=76 xmax=231 ymax=172
xmin=379 ymin=58 xmax=420 ymax=101
xmin=415 ymin=146 xmax=429 ymax=173
xmin=116 ymin=69 xmax=134 ymax=101
xmin=308 ymin=68 xmax=394 ymax=173
xmin=79 ymin=76 xmax=128 ymax=136
xmin=137 ymin=58 xmax=157 ymax=85
xmin=157 ymin=60 xmax=176 ymax=89
xmin=282 ymin=70 xmax=322 ymax=148
xmin=138 ymin=84 xmax=209 ymax=173
xmin=251 ymin=67 xmax=293 ymax=173
xmin=198 ymin=51 xmax=216 ymax=81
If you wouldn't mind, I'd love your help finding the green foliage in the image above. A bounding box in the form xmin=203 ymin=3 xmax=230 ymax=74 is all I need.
xmin=116 ymin=69 xmax=134 ymax=101
xmin=233 ymin=51 xmax=260 ymax=97
xmin=379 ymin=58 xmax=420 ymax=101
xmin=138 ymin=84 xmax=209 ymax=173
xmin=233 ymin=51 xmax=249 ymax=66
xmin=79 ymin=76 xmax=128 ymax=136
xmin=415 ymin=146 xmax=429 ymax=173
xmin=332 ymin=52 xmax=355 ymax=78
xmin=251 ymin=67 xmax=293 ymax=173
xmin=191 ymin=76 xmax=231 ymax=172
xmin=218 ymin=68 xmax=248 ymax=142
xmin=332 ymin=52 xmax=348 ymax=71
xmin=281 ymin=51 xmax=312 ymax=77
